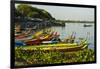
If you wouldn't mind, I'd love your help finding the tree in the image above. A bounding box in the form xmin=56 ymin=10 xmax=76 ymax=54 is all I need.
xmin=16 ymin=4 xmax=54 ymax=20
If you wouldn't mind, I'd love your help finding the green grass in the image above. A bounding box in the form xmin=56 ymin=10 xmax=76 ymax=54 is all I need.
xmin=15 ymin=47 xmax=95 ymax=66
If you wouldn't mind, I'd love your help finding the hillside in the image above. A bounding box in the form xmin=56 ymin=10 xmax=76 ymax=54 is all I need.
xmin=15 ymin=4 xmax=55 ymax=20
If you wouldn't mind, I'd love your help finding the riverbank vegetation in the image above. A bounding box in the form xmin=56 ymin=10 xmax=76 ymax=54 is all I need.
xmin=15 ymin=47 xmax=95 ymax=66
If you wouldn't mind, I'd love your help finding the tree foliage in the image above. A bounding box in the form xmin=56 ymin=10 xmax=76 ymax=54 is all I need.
xmin=15 ymin=4 xmax=54 ymax=20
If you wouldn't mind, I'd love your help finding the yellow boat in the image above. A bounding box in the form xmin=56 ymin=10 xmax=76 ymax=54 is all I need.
xmin=17 ymin=40 xmax=88 ymax=52
xmin=33 ymin=31 xmax=43 ymax=36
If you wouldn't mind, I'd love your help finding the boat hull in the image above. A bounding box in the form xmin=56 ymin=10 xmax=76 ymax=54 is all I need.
xmin=17 ymin=41 xmax=88 ymax=52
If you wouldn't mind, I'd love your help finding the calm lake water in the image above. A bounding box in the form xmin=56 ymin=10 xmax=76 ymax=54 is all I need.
xmin=49 ymin=23 xmax=95 ymax=49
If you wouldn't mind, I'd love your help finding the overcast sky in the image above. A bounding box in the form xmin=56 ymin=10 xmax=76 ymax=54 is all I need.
xmin=15 ymin=4 xmax=94 ymax=21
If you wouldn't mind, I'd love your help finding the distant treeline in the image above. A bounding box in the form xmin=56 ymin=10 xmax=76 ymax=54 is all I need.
xmin=56 ymin=20 xmax=94 ymax=23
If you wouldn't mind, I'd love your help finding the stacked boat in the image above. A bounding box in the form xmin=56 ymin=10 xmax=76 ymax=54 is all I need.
xmin=15 ymin=31 xmax=60 ymax=46
xmin=15 ymin=31 xmax=88 ymax=52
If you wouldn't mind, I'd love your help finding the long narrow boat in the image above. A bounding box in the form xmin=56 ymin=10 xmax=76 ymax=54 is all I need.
xmin=84 ymin=24 xmax=92 ymax=27
xmin=15 ymin=31 xmax=43 ymax=39
xmin=18 ymin=40 xmax=88 ymax=52
xmin=15 ymin=34 xmax=27 ymax=39
xmin=24 ymin=32 xmax=59 ymax=45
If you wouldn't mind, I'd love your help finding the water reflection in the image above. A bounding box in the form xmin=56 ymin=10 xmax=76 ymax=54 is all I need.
xmin=49 ymin=23 xmax=94 ymax=49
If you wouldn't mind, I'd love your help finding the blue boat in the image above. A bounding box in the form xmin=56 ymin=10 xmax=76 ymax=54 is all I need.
xmin=15 ymin=41 xmax=26 ymax=46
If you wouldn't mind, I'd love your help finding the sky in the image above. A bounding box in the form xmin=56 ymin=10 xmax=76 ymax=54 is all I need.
xmin=15 ymin=4 xmax=94 ymax=21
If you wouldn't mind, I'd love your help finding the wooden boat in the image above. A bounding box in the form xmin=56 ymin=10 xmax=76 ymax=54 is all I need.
xmin=15 ymin=36 xmax=33 ymax=41
xmin=25 ymin=36 xmax=52 ymax=45
xmin=15 ymin=35 xmax=27 ymax=39
xmin=31 ymin=31 xmax=43 ymax=38
xmin=39 ymin=32 xmax=55 ymax=41
xmin=84 ymin=24 xmax=92 ymax=27
xmin=42 ymin=41 xmax=59 ymax=44
xmin=25 ymin=40 xmax=41 ymax=45
xmin=15 ymin=32 xmax=28 ymax=37
xmin=15 ymin=41 xmax=26 ymax=46
xmin=15 ymin=33 xmax=25 ymax=37
xmin=15 ymin=31 xmax=43 ymax=39
xmin=24 ymin=32 xmax=59 ymax=45
xmin=24 ymin=35 xmax=48 ymax=45
xmin=20 ymin=40 xmax=88 ymax=52
xmin=15 ymin=32 xmax=32 ymax=39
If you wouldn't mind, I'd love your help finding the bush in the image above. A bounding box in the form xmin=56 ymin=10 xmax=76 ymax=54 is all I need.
xmin=15 ymin=47 xmax=95 ymax=66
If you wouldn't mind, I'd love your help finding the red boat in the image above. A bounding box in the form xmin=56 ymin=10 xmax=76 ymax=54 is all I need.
xmin=25 ymin=32 xmax=60 ymax=45
xmin=25 ymin=39 xmax=41 ymax=45
xmin=15 ymin=31 xmax=43 ymax=39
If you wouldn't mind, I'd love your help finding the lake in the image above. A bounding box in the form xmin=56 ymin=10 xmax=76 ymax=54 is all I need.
xmin=49 ymin=23 xmax=95 ymax=49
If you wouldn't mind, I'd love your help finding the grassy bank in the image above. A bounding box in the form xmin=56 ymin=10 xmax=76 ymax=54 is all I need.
xmin=15 ymin=47 xmax=95 ymax=66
